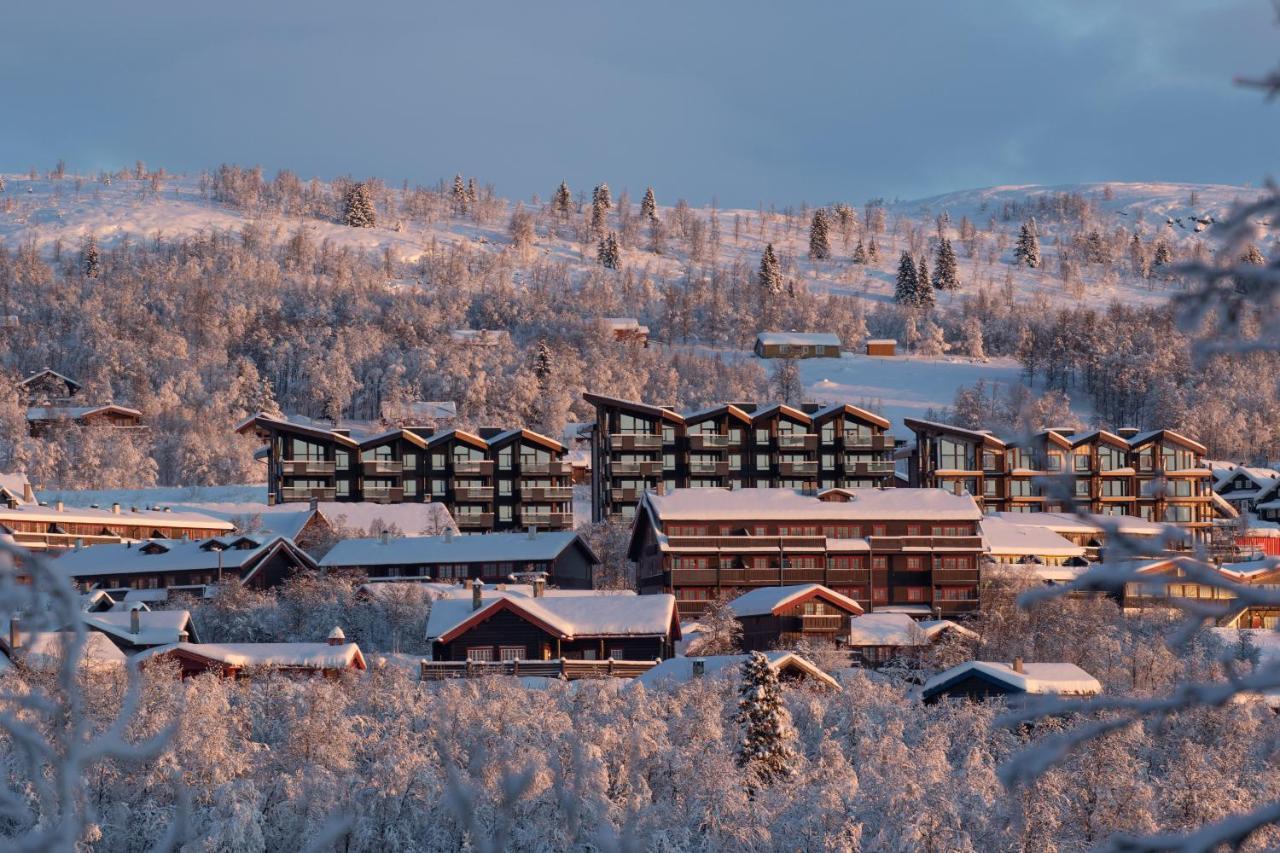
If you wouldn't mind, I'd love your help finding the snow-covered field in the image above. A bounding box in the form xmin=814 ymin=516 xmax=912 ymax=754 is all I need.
xmin=37 ymin=483 xmax=267 ymax=509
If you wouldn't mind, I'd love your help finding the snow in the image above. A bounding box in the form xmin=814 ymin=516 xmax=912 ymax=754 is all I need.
xmin=38 ymin=483 xmax=269 ymax=508
xmin=644 ymin=486 xmax=982 ymax=522
xmin=425 ymin=592 xmax=676 ymax=642
xmin=320 ymin=530 xmax=585 ymax=568
xmin=0 ymin=500 xmax=234 ymax=535
xmin=52 ymin=534 xmax=297 ymax=580
xmin=10 ymin=631 xmax=127 ymax=670
xmin=82 ymin=610 xmax=194 ymax=647
xmin=922 ymin=660 xmax=1102 ymax=696
xmin=846 ymin=613 xmax=975 ymax=646
xmin=755 ymin=332 xmax=842 ymax=348
xmin=728 ymin=584 xmax=863 ymax=618
xmin=26 ymin=404 xmax=141 ymax=421
xmin=981 ymin=517 xmax=1087 ymax=558
xmin=635 ymin=651 xmax=840 ymax=691
xmin=137 ymin=641 xmax=365 ymax=671
xmin=988 ymin=510 xmax=1167 ymax=538
xmin=166 ymin=502 xmax=316 ymax=539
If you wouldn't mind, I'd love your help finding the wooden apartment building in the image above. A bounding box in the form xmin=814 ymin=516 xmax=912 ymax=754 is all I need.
xmin=236 ymin=414 xmax=574 ymax=533
xmin=585 ymin=395 xmax=897 ymax=522
xmin=628 ymin=486 xmax=985 ymax=619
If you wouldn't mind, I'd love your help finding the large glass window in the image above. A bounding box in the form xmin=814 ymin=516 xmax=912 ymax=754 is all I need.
xmin=938 ymin=438 xmax=974 ymax=471
xmin=1098 ymin=445 xmax=1126 ymax=471
xmin=291 ymin=438 xmax=326 ymax=461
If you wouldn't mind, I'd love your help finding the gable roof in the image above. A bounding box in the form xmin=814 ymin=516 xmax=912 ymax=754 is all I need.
xmin=635 ymin=651 xmax=840 ymax=691
xmin=6 ymin=631 xmax=127 ymax=670
xmin=19 ymin=368 xmax=82 ymax=393
xmin=749 ymin=403 xmax=812 ymax=424
xmin=641 ymin=487 xmax=982 ymax=523
xmin=755 ymin=331 xmax=841 ymax=347
xmin=482 ymin=428 xmax=565 ymax=453
xmin=809 ymin=402 xmax=892 ymax=430
xmin=27 ymin=404 xmax=142 ymax=422
xmin=728 ymin=584 xmax=864 ymax=618
xmin=903 ymin=418 xmax=1006 ymax=447
xmin=582 ymin=393 xmax=686 ymax=423
xmin=319 ymin=530 xmax=594 ymax=569
xmin=82 ymin=609 xmax=197 ymax=646
xmin=682 ymin=403 xmax=753 ymax=426
xmin=0 ymin=502 xmax=234 ymax=534
xmin=922 ymin=661 xmax=1101 ymax=699
xmin=52 ymin=534 xmax=314 ymax=581
xmin=427 ymin=592 xmax=678 ymax=643
xmin=981 ymin=517 xmax=1087 ymax=559
xmin=138 ymin=641 xmax=366 ymax=671
xmin=846 ymin=613 xmax=976 ymax=646
xmin=1125 ymin=428 xmax=1207 ymax=455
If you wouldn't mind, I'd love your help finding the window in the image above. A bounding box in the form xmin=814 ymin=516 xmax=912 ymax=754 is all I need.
xmin=729 ymin=454 xmax=742 ymax=471
xmin=498 ymin=479 xmax=513 ymax=496
xmin=872 ymin=556 xmax=887 ymax=570
xmin=906 ymin=587 xmax=927 ymax=602
xmin=403 ymin=452 xmax=417 ymax=471
xmin=432 ymin=480 xmax=447 ymax=496
xmin=498 ymin=506 xmax=512 ymax=521
xmin=1098 ymin=445 xmax=1126 ymax=471
xmin=1047 ymin=452 xmax=1064 ymax=472
xmin=662 ymin=425 xmax=676 ymax=443
xmin=1075 ymin=479 xmax=1090 ymax=497
xmin=291 ymin=438 xmax=326 ymax=461
xmin=906 ymin=556 xmax=922 ymax=570
xmin=756 ymin=454 xmax=770 ymax=470
xmin=499 ymin=646 xmax=524 ymax=662
xmin=821 ymin=422 xmax=835 ymax=443
xmin=938 ymin=438 xmax=974 ymax=471
xmin=872 ymin=524 xmax=886 ymax=537
xmin=403 ymin=480 xmax=417 ymax=497
xmin=1100 ymin=480 xmax=1129 ymax=497
xmin=335 ymin=450 xmax=349 ymax=471
xmin=609 ymin=647 xmax=625 ymax=660
xmin=983 ymin=479 xmax=999 ymax=497
xmin=336 ymin=480 xmax=350 ymax=497
xmin=1074 ymin=452 xmax=1091 ymax=472
xmin=498 ymin=447 xmax=513 ymax=470
xmin=872 ymin=587 xmax=888 ymax=604
xmin=466 ymin=647 xmax=493 ymax=662
xmin=663 ymin=453 xmax=676 ymax=470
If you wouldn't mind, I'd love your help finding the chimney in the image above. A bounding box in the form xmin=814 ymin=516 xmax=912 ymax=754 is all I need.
xmin=380 ymin=529 xmax=390 ymax=546
xmin=111 ymin=502 xmax=121 ymax=514
xmin=532 ymin=576 xmax=546 ymax=598
xmin=471 ymin=578 xmax=483 ymax=611
xmin=309 ymin=496 xmax=319 ymax=512
xmin=1116 ymin=427 xmax=1140 ymax=439
xmin=327 ymin=626 xmax=346 ymax=646
xmin=9 ymin=617 xmax=19 ymax=650
xmin=130 ymin=608 xmax=141 ymax=635
xmin=54 ymin=500 xmax=63 ymax=512
xmin=177 ymin=630 xmax=189 ymax=643
xmin=692 ymin=658 xmax=705 ymax=678
xmin=22 ymin=482 xmax=34 ymax=504
xmin=1012 ymin=656 xmax=1024 ymax=674
xmin=527 ymin=525 xmax=537 ymax=540
xmin=444 ymin=528 xmax=454 ymax=543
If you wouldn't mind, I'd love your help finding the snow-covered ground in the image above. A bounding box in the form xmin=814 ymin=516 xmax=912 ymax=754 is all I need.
xmin=38 ymin=483 xmax=267 ymax=509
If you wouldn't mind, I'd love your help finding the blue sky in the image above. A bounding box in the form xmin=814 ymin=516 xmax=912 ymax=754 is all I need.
xmin=2 ymin=1 xmax=1277 ymax=206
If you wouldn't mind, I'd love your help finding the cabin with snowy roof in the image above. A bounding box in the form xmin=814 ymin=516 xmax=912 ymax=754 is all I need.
xmin=845 ymin=612 xmax=976 ymax=666
xmin=138 ymin=628 xmax=366 ymax=679
xmin=753 ymin=331 xmax=842 ymax=359
xmin=921 ymin=659 xmax=1101 ymax=704
xmin=636 ymin=651 xmax=841 ymax=691
xmin=728 ymin=584 xmax=864 ymax=652
xmin=425 ymin=582 xmax=680 ymax=662
xmin=0 ymin=499 xmax=234 ymax=552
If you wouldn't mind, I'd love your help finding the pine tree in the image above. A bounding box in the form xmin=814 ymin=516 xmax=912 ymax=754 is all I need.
xmin=532 ymin=339 xmax=553 ymax=391
xmin=597 ymin=232 xmax=620 ymax=270
xmin=759 ymin=243 xmax=783 ymax=296
xmin=917 ymin=319 xmax=948 ymax=357
xmin=641 ymin=187 xmax=658 ymax=221
xmin=852 ymin=240 xmax=868 ymax=264
xmin=865 ymin=236 xmax=880 ymax=263
xmin=735 ymin=651 xmax=797 ymax=788
xmin=933 ymin=237 xmax=959 ymax=290
xmin=342 ymin=182 xmax=377 ymax=228
xmin=895 ymin=252 xmax=919 ymax=304
xmin=962 ymin=315 xmax=986 ymax=361
xmin=1014 ymin=220 xmax=1040 ymax=268
xmin=451 ymin=174 xmax=467 ymax=214
xmin=466 ymin=177 xmax=478 ymax=204
xmin=592 ymin=183 xmax=612 ymax=211
xmin=81 ymin=234 xmax=100 ymax=279
xmin=553 ymin=181 xmax=572 ymax=216
xmin=808 ymin=209 xmax=831 ymax=260
xmin=915 ymin=254 xmax=933 ymax=308
xmin=1242 ymin=243 xmax=1266 ymax=266
xmin=590 ymin=190 xmax=608 ymax=236
xmin=1152 ymin=240 xmax=1173 ymax=269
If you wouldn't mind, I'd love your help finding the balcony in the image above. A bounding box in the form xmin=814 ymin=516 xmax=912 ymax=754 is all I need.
xmin=520 ymin=460 xmax=573 ymax=476
xmin=843 ymin=434 xmax=895 ymax=450
xmin=280 ymin=486 xmax=337 ymax=501
xmin=454 ymin=486 xmax=495 ymax=501
xmin=610 ymin=488 xmax=647 ymax=502
xmin=778 ymin=460 xmax=819 ymax=476
xmin=610 ymin=433 xmax=662 ymax=451
xmin=455 ymin=513 xmax=495 ymax=528
xmin=866 ymin=535 xmax=984 ymax=551
xmin=776 ymin=434 xmax=817 ymax=451
xmin=519 ymin=512 xmax=575 ymax=529
xmin=688 ymin=461 xmax=729 ymax=476
xmin=612 ymin=460 xmax=663 ymax=476
xmin=523 ymin=486 xmax=574 ymax=501
xmin=453 ymin=460 xmax=495 ymax=475
xmin=363 ymin=486 xmax=405 ymax=503
xmin=362 ymin=459 xmax=403 ymax=475
xmin=846 ymin=460 xmax=896 ymax=476
xmin=281 ymin=459 xmax=335 ymax=476
xmin=799 ymin=614 xmax=846 ymax=632
xmin=688 ymin=434 xmax=732 ymax=450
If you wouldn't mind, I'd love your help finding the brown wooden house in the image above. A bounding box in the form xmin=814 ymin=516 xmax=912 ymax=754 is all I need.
xmin=727 ymin=584 xmax=864 ymax=651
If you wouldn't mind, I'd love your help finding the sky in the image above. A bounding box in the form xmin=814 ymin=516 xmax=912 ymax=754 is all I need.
xmin=1 ymin=1 xmax=1278 ymax=207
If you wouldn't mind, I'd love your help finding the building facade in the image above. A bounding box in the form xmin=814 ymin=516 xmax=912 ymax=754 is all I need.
xmin=627 ymin=487 xmax=985 ymax=620
xmin=586 ymin=395 xmax=897 ymax=522
xmin=237 ymin=415 xmax=573 ymax=532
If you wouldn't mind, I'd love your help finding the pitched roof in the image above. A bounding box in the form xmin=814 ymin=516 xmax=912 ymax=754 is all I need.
xmin=846 ymin=613 xmax=975 ymax=646
xmin=642 ymin=487 xmax=982 ymax=523
xmin=728 ymin=584 xmax=863 ymax=618
xmin=903 ymin=418 xmax=1006 ymax=446
xmin=426 ymin=592 xmax=677 ymax=642
xmin=319 ymin=530 xmax=592 ymax=568
xmin=27 ymin=404 xmax=142 ymax=422
xmin=19 ymin=368 xmax=82 ymax=392
xmin=8 ymin=631 xmax=127 ymax=670
xmin=1125 ymin=428 xmax=1207 ymax=455
xmin=82 ymin=610 xmax=196 ymax=646
xmin=980 ymin=517 xmax=1087 ymax=558
xmin=0 ymin=502 xmax=234 ymax=533
xmin=634 ymin=651 xmax=840 ymax=691
xmin=988 ymin=511 xmax=1167 ymax=538
xmin=52 ymin=534 xmax=313 ymax=580
xmin=755 ymin=332 xmax=842 ymax=347
xmin=137 ymin=641 xmax=366 ymax=671
xmin=809 ymin=402 xmax=892 ymax=430
xmin=922 ymin=661 xmax=1101 ymax=698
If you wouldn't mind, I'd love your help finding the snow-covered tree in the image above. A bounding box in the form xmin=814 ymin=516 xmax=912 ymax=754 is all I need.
xmin=1241 ymin=243 xmax=1266 ymax=265
xmin=961 ymin=315 xmax=986 ymax=361
xmin=597 ymin=232 xmax=620 ymax=270
xmin=758 ymin=243 xmax=783 ymax=297
xmin=808 ymin=208 xmax=831 ymax=260
xmin=851 ymin=239 xmax=868 ymax=264
xmin=553 ymin=180 xmax=573 ymax=216
xmin=451 ymin=174 xmax=468 ymax=215
xmin=933 ymin=237 xmax=959 ymax=290
xmin=640 ymin=186 xmax=658 ymax=221
xmin=734 ymin=651 xmax=798 ymax=787
xmin=342 ymin=182 xmax=377 ymax=228
xmin=917 ymin=319 xmax=948 ymax=357
xmin=1014 ymin=220 xmax=1040 ymax=268
xmin=81 ymin=234 xmax=100 ymax=279
xmin=865 ymin=235 xmax=880 ymax=263
xmin=770 ymin=357 xmax=803 ymax=405
xmin=915 ymin=254 xmax=934 ymax=309
xmin=895 ymin=252 xmax=919 ymax=304
xmin=686 ymin=593 xmax=743 ymax=655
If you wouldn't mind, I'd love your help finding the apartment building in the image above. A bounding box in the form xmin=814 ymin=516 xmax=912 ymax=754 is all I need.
xmin=905 ymin=419 xmax=1218 ymax=537
xmin=585 ymin=394 xmax=897 ymax=522
xmin=236 ymin=414 xmax=573 ymax=532
xmin=627 ymin=486 xmax=985 ymax=619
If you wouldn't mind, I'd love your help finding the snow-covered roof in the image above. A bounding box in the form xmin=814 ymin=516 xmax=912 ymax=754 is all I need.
xmin=175 ymin=500 xmax=455 ymax=538
xmin=426 ymin=592 xmax=676 ymax=642
xmin=52 ymin=534 xmax=305 ymax=580
xmin=634 ymin=651 xmax=840 ymax=691
xmin=10 ymin=631 xmax=127 ymax=670
xmin=755 ymin=331 xmax=842 ymax=347
xmin=358 ymin=580 xmax=613 ymax=601
xmin=26 ymin=404 xmax=142 ymax=421
xmin=988 ymin=511 xmax=1166 ymax=538
xmin=386 ymin=400 xmax=457 ymax=421
xmin=0 ymin=473 xmax=33 ymax=503
xmin=1215 ymin=466 xmax=1280 ymax=492
xmin=320 ymin=530 xmax=588 ymax=568
xmin=82 ymin=609 xmax=195 ymax=646
xmin=643 ymin=487 xmax=981 ymax=522
xmin=1125 ymin=428 xmax=1207 ymax=454
xmin=0 ymin=501 xmax=234 ymax=533
xmin=846 ymin=613 xmax=975 ymax=646
xmin=980 ymin=517 xmax=1087 ymax=558
xmin=138 ymin=641 xmax=366 ymax=671
xmin=601 ymin=317 xmax=649 ymax=333
xmin=19 ymin=368 xmax=81 ymax=391
xmin=728 ymin=584 xmax=863 ymax=618
xmin=922 ymin=661 xmax=1101 ymax=698
xmin=449 ymin=329 xmax=510 ymax=345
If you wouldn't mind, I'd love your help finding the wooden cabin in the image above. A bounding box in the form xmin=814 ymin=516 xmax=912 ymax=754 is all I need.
xmin=139 ymin=630 xmax=366 ymax=678
xmin=728 ymin=584 xmax=864 ymax=651
xmin=754 ymin=332 xmax=842 ymax=359
xmin=921 ymin=659 xmax=1101 ymax=704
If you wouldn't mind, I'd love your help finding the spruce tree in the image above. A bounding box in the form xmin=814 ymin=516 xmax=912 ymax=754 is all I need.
xmin=593 ymin=182 xmax=612 ymax=211
xmin=82 ymin=234 xmax=100 ymax=279
xmin=1242 ymin=243 xmax=1266 ymax=266
xmin=451 ymin=174 xmax=467 ymax=215
xmin=532 ymin=339 xmax=553 ymax=390
xmin=466 ymin=176 xmax=478 ymax=204
xmin=895 ymin=252 xmax=918 ymax=304
xmin=915 ymin=254 xmax=933 ymax=308
xmin=852 ymin=239 xmax=867 ymax=265
xmin=641 ymin=186 xmax=658 ymax=221
xmin=758 ymin=243 xmax=783 ymax=296
xmin=590 ymin=193 xmax=608 ymax=236
xmin=553 ymin=181 xmax=572 ymax=216
xmin=933 ymin=237 xmax=959 ymax=290
xmin=598 ymin=232 xmax=620 ymax=270
xmin=1152 ymin=240 xmax=1173 ymax=269
xmin=342 ymin=182 xmax=377 ymax=228
xmin=1014 ymin=220 xmax=1040 ymax=268
xmin=808 ymin=208 xmax=831 ymax=260
xmin=866 ymin=236 xmax=880 ymax=263
xmin=735 ymin=652 xmax=797 ymax=788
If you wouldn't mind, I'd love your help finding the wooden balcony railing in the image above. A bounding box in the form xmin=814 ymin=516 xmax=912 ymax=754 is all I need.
xmin=776 ymin=434 xmax=818 ymax=450
xmin=842 ymin=434 xmax=895 ymax=450
xmin=520 ymin=461 xmax=573 ymax=476
xmin=688 ymin=434 xmax=732 ymax=450
xmin=281 ymin=459 xmax=336 ymax=476
xmin=519 ymin=512 xmax=574 ymax=528
xmin=523 ymin=486 xmax=574 ymax=501
xmin=610 ymin=434 xmax=662 ymax=450
xmin=610 ymin=488 xmax=647 ymax=502
xmin=455 ymin=513 xmax=495 ymax=528
xmin=362 ymin=459 xmax=403 ymax=475
xmin=778 ymin=460 xmax=819 ymax=476
xmin=362 ymin=486 xmax=404 ymax=503
xmin=846 ymin=460 xmax=896 ymax=475
xmin=453 ymin=460 xmax=495 ymax=475
xmin=612 ymin=460 xmax=663 ymax=476
xmin=420 ymin=658 xmax=658 ymax=681
xmin=800 ymin=614 xmax=846 ymax=631
xmin=454 ymin=487 xmax=495 ymax=501
xmin=280 ymin=486 xmax=337 ymax=501
xmin=688 ymin=461 xmax=729 ymax=476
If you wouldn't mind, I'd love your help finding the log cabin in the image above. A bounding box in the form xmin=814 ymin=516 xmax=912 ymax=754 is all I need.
xmin=728 ymin=584 xmax=864 ymax=652
xmin=138 ymin=629 xmax=366 ymax=678
xmin=753 ymin=332 xmax=842 ymax=359
xmin=921 ymin=659 xmax=1101 ymax=703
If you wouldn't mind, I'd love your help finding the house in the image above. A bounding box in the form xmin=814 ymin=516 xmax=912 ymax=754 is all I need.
xmin=0 ymin=499 xmax=234 ymax=552
xmin=754 ymin=332 xmax=842 ymax=359
xmin=1213 ymin=465 xmax=1280 ymax=514
xmin=601 ymin=317 xmax=649 ymax=345
xmin=52 ymin=534 xmax=317 ymax=596
xmin=425 ymin=581 xmax=680 ymax=662
xmin=448 ymin=329 xmax=511 ymax=347
xmin=27 ymin=404 xmax=144 ymax=436
xmin=81 ymin=608 xmax=199 ymax=653
xmin=635 ymin=651 xmax=841 ymax=691
xmin=236 ymin=413 xmax=573 ymax=532
xmin=921 ymin=659 xmax=1102 ymax=703
xmin=728 ymin=584 xmax=864 ymax=652
xmin=985 ymin=510 xmax=1168 ymax=561
xmin=18 ymin=368 xmax=82 ymax=403
xmin=138 ymin=629 xmax=366 ymax=678
xmin=319 ymin=529 xmax=599 ymax=588
xmin=845 ymin=612 xmax=976 ymax=666
xmin=1119 ymin=555 xmax=1279 ymax=614
xmin=628 ymin=486 xmax=985 ymax=619
xmin=980 ymin=516 xmax=1088 ymax=567
xmin=865 ymin=339 xmax=897 ymax=357
xmin=380 ymin=400 xmax=458 ymax=428
xmin=583 ymin=394 xmax=896 ymax=522
xmin=1 ymin=630 xmax=127 ymax=672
